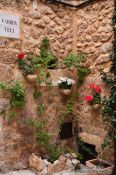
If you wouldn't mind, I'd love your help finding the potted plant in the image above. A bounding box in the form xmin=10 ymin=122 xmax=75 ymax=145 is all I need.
xmin=17 ymin=37 xmax=58 ymax=84
xmin=57 ymin=77 xmax=75 ymax=96
xmin=85 ymin=84 xmax=101 ymax=110
xmin=17 ymin=53 xmax=37 ymax=83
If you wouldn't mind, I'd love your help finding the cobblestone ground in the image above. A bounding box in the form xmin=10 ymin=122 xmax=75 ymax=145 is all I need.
xmin=0 ymin=170 xmax=90 ymax=175
xmin=0 ymin=170 xmax=36 ymax=175
xmin=0 ymin=170 xmax=104 ymax=175
xmin=0 ymin=169 xmax=108 ymax=175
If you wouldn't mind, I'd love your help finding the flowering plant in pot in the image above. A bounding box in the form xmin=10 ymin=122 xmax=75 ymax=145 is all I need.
xmin=17 ymin=53 xmax=37 ymax=83
xmin=57 ymin=77 xmax=75 ymax=96
xmin=85 ymin=84 xmax=101 ymax=110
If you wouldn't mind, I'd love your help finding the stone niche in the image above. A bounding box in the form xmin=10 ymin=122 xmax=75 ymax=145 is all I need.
xmin=79 ymin=132 xmax=104 ymax=150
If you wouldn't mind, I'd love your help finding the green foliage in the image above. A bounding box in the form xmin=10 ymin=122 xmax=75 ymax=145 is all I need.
xmin=59 ymin=81 xmax=72 ymax=89
xmin=65 ymin=100 xmax=73 ymax=114
xmin=57 ymin=115 xmax=65 ymax=132
xmin=9 ymin=112 xmax=16 ymax=121
xmin=77 ymin=66 xmax=90 ymax=84
xmin=18 ymin=37 xmax=57 ymax=79
xmin=28 ymin=37 xmax=58 ymax=70
xmin=101 ymin=73 xmax=116 ymax=141
xmin=37 ymin=104 xmax=46 ymax=116
xmin=92 ymin=92 xmax=101 ymax=105
xmin=64 ymin=53 xmax=86 ymax=68
xmin=18 ymin=59 xmax=34 ymax=75
xmin=33 ymin=89 xmax=42 ymax=99
xmin=112 ymin=10 xmax=116 ymax=31
xmin=0 ymin=81 xmax=25 ymax=123
xmin=0 ymin=81 xmax=7 ymax=90
xmin=0 ymin=81 xmax=25 ymax=108
xmin=9 ymin=81 xmax=25 ymax=108
xmin=25 ymin=118 xmax=62 ymax=162
xmin=64 ymin=53 xmax=90 ymax=84
xmin=40 ymin=37 xmax=50 ymax=48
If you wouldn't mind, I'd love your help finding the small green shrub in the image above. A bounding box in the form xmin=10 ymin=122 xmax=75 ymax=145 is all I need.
xmin=0 ymin=81 xmax=25 ymax=122
xmin=18 ymin=59 xmax=34 ymax=75
xmin=64 ymin=53 xmax=90 ymax=84
xmin=0 ymin=81 xmax=25 ymax=108
xmin=25 ymin=118 xmax=62 ymax=162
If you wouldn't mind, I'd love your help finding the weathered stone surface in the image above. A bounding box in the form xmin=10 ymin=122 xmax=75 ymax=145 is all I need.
xmin=0 ymin=170 xmax=36 ymax=175
xmin=0 ymin=99 xmax=10 ymax=112
xmin=0 ymin=0 xmax=114 ymax=172
xmin=0 ymin=64 xmax=14 ymax=81
xmin=28 ymin=154 xmax=80 ymax=174
xmin=29 ymin=153 xmax=44 ymax=172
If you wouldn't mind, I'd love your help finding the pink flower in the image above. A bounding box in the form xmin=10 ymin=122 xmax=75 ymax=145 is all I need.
xmin=17 ymin=53 xmax=24 ymax=59
xmin=89 ymin=83 xmax=95 ymax=89
xmin=85 ymin=95 xmax=93 ymax=103
xmin=94 ymin=86 xmax=101 ymax=93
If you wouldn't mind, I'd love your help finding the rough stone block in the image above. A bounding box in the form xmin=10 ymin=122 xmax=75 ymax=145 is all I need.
xmin=0 ymin=64 xmax=14 ymax=82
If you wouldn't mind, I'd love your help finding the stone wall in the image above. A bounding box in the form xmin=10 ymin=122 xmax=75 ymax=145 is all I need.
xmin=0 ymin=0 xmax=114 ymax=172
xmin=75 ymin=0 xmax=114 ymax=157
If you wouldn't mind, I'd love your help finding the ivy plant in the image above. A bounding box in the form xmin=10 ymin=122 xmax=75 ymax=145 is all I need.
xmin=0 ymin=81 xmax=25 ymax=122
xmin=25 ymin=118 xmax=62 ymax=162
xmin=101 ymin=73 xmax=116 ymax=140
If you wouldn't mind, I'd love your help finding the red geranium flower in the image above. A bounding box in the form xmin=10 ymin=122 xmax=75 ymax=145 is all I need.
xmin=17 ymin=53 xmax=24 ymax=59
xmin=94 ymin=86 xmax=101 ymax=93
xmin=85 ymin=95 xmax=93 ymax=103
xmin=89 ymin=83 xmax=95 ymax=89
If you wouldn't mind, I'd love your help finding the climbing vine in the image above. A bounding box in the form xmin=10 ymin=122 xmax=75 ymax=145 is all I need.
xmin=0 ymin=81 xmax=25 ymax=122
xmin=101 ymin=3 xmax=116 ymax=147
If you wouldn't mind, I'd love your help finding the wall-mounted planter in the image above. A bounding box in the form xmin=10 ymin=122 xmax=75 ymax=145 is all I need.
xmin=60 ymin=88 xmax=72 ymax=96
xmin=92 ymin=104 xmax=101 ymax=110
xmin=40 ymin=69 xmax=77 ymax=87
xmin=26 ymin=74 xmax=37 ymax=83
xmin=86 ymin=158 xmax=113 ymax=175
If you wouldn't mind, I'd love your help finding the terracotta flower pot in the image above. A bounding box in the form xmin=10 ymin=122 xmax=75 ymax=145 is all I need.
xmin=60 ymin=88 xmax=72 ymax=96
xmin=26 ymin=74 xmax=37 ymax=83
xmin=92 ymin=104 xmax=101 ymax=110
xmin=86 ymin=158 xmax=113 ymax=175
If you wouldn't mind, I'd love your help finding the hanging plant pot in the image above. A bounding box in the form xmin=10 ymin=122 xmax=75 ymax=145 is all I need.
xmin=60 ymin=88 xmax=72 ymax=96
xmin=92 ymin=104 xmax=101 ymax=110
xmin=26 ymin=74 xmax=37 ymax=83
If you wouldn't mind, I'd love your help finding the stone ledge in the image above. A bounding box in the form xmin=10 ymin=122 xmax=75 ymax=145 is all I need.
xmin=79 ymin=132 xmax=104 ymax=148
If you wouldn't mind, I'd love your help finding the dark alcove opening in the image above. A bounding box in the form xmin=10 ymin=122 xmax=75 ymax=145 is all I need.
xmin=60 ymin=122 xmax=73 ymax=139
xmin=78 ymin=141 xmax=98 ymax=164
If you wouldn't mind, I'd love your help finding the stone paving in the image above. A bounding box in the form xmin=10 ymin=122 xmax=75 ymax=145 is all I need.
xmin=0 ymin=170 xmax=92 ymax=175
xmin=0 ymin=169 xmax=103 ymax=175
xmin=0 ymin=170 xmax=36 ymax=175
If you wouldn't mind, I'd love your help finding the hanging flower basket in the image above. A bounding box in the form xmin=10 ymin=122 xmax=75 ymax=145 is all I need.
xmin=57 ymin=77 xmax=75 ymax=96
